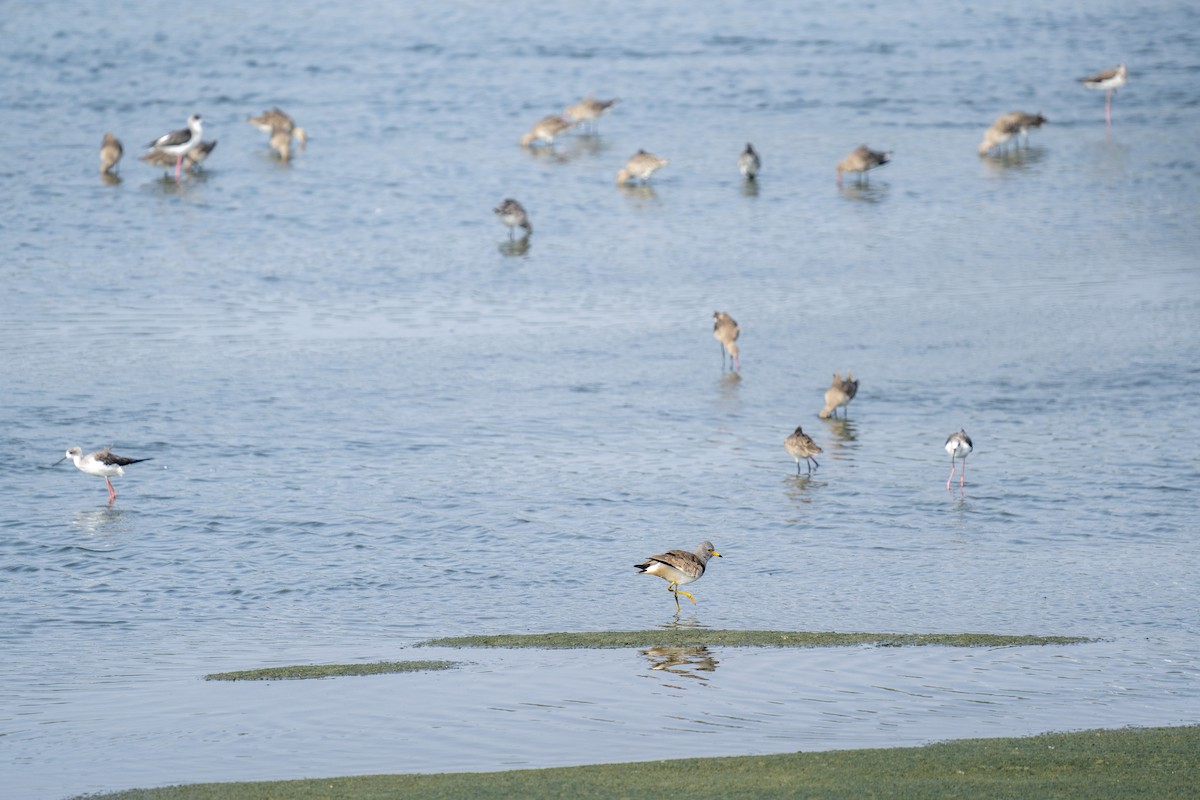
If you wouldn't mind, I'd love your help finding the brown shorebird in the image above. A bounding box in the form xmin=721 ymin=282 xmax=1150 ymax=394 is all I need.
xmin=564 ymin=96 xmax=618 ymax=131
xmin=140 ymin=140 xmax=217 ymax=172
xmin=636 ymin=541 xmax=721 ymax=614
xmin=56 ymin=446 xmax=152 ymax=504
xmin=836 ymin=144 xmax=890 ymax=185
xmin=785 ymin=426 xmax=823 ymax=475
xmin=712 ymin=311 xmax=740 ymax=371
xmin=819 ymin=373 xmax=850 ymax=419
xmin=494 ymin=198 xmax=531 ymax=239
xmin=520 ymin=115 xmax=574 ymax=147
xmin=145 ymin=114 xmax=203 ymax=181
xmin=1079 ymin=64 xmax=1127 ymax=127
xmin=979 ymin=111 xmax=1046 ymax=156
xmin=616 ymin=149 xmax=668 ymax=185
xmin=248 ymin=107 xmax=295 ymax=134
xmin=99 ymin=132 xmax=123 ymax=175
xmin=945 ymin=429 xmax=973 ymax=490
xmin=738 ymin=143 xmax=761 ymax=180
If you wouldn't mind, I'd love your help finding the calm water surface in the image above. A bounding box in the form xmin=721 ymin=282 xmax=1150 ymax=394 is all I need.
xmin=2 ymin=1 xmax=1199 ymax=797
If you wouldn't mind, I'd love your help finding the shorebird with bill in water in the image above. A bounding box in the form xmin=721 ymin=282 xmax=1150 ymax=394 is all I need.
xmin=636 ymin=541 xmax=722 ymax=614
xmin=979 ymin=112 xmax=1046 ymax=156
xmin=819 ymin=373 xmax=850 ymax=419
xmin=712 ymin=311 xmax=740 ymax=372
xmin=945 ymin=429 xmax=973 ymax=490
xmin=616 ymin=149 xmax=668 ymax=185
xmin=145 ymin=114 xmax=203 ymax=181
xmin=1079 ymin=63 xmax=1127 ymax=127
xmin=563 ymin=96 xmax=618 ymax=132
xmin=99 ymin=132 xmax=123 ymax=175
xmin=836 ymin=144 xmax=890 ymax=186
xmin=140 ymin=140 xmax=217 ymax=174
xmin=519 ymin=115 xmax=574 ymax=148
xmin=56 ymin=446 xmax=152 ymax=503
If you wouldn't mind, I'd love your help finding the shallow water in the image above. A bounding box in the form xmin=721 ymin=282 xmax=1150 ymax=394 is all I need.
xmin=2 ymin=1 xmax=1199 ymax=798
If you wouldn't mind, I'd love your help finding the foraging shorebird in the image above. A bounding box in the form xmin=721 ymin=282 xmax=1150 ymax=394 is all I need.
xmin=979 ymin=112 xmax=1046 ymax=156
xmin=712 ymin=311 xmax=740 ymax=372
xmin=248 ymin=107 xmax=295 ymax=134
xmin=836 ymin=144 xmax=890 ymax=186
xmin=1079 ymin=64 xmax=1127 ymax=127
xmin=785 ymin=426 xmax=823 ymax=475
xmin=563 ymin=96 xmax=618 ymax=131
xmin=248 ymin=107 xmax=307 ymax=158
xmin=519 ymin=114 xmax=574 ymax=147
xmin=945 ymin=429 xmax=973 ymax=490
xmin=99 ymin=132 xmax=123 ymax=175
xmin=819 ymin=373 xmax=850 ymax=419
xmin=738 ymin=143 xmax=760 ymax=180
xmin=56 ymin=446 xmax=152 ymax=503
xmin=146 ymin=114 xmax=203 ymax=181
xmin=616 ymin=149 xmax=668 ymax=185
xmin=494 ymin=198 xmax=532 ymax=239
xmin=636 ymin=541 xmax=721 ymax=613
xmin=140 ymin=140 xmax=217 ymax=173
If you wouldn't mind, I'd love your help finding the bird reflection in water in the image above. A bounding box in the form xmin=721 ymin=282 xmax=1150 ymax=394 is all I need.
xmin=498 ymin=237 xmax=530 ymax=258
xmin=838 ymin=181 xmax=889 ymax=203
xmin=981 ymin=146 xmax=1047 ymax=175
xmin=71 ymin=506 xmax=127 ymax=534
xmin=820 ymin=416 xmax=858 ymax=448
xmin=641 ymin=645 xmax=719 ymax=680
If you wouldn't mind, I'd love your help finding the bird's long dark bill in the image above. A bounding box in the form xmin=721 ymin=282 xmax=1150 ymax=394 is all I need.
xmin=51 ymin=456 xmax=67 ymax=467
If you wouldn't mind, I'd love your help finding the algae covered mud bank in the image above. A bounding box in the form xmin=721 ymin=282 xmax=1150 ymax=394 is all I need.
xmin=419 ymin=629 xmax=1089 ymax=650
xmin=79 ymin=725 xmax=1200 ymax=800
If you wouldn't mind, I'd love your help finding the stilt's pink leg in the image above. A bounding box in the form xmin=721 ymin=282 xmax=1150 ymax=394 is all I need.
xmin=106 ymin=477 xmax=117 ymax=502
xmin=961 ymin=459 xmax=967 ymax=487
xmin=175 ymin=155 xmax=183 ymax=181
xmin=947 ymin=461 xmax=956 ymax=491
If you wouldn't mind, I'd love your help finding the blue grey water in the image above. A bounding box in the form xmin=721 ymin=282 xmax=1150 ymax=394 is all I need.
xmin=2 ymin=0 xmax=1199 ymax=797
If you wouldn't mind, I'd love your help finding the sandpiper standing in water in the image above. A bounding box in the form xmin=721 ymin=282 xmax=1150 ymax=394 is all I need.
xmin=819 ymin=373 xmax=850 ymax=419
xmin=712 ymin=311 xmax=740 ymax=372
xmin=563 ymin=96 xmax=618 ymax=132
xmin=616 ymin=150 xmax=668 ymax=185
xmin=836 ymin=144 xmax=890 ymax=186
xmin=738 ymin=143 xmax=760 ymax=180
xmin=785 ymin=426 xmax=823 ymax=475
xmin=99 ymin=132 xmax=123 ymax=175
xmin=519 ymin=115 xmax=574 ymax=147
xmin=494 ymin=198 xmax=532 ymax=239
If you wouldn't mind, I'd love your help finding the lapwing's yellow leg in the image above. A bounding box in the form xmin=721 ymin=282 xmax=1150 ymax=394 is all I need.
xmin=677 ymin=590 xmax=697 ymax=605
xmin=669 ymin=583 xmax=682 ymax=612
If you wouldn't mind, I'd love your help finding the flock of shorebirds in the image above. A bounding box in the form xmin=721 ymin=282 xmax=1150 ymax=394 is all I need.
xmin=80 ymin=63 xmax=1124 ymax=613
xmin=97 ymin=107 xmax=307 ymax=180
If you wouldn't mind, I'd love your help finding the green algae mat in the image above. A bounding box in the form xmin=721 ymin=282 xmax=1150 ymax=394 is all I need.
xmin=419 ymin=629 xmax=1088 ymax=649
xmin=204 ymin=660 xmax=458 ymax=681
xmin=77 ymin=724 xmax=1199 ymax=799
